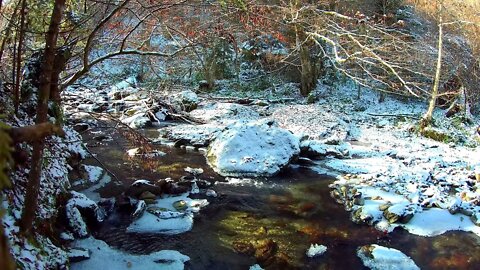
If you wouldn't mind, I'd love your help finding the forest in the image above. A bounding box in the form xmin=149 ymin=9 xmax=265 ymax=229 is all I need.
xmin=0 ymin=0 xmax=479 ymax=269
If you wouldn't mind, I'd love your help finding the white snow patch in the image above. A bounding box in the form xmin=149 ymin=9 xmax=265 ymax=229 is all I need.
xmin=82 ymin=165 xmax=103 ymax=184
xmin=398 ymin=208 xmax=480 ymax=237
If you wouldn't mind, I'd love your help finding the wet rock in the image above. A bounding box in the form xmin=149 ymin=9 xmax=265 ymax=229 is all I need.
xmin=207 ymin=119 xmax=300 ymax=177
xmin=73 ymin=123 xmax=90 ymax=132
xmin=300 ymin=140 xmax=348 ymax=159
xmin=164 ymin=182 xmax=189 ymax=195
xmin=139 ymin=191 xmax=156 ymax=201
xmin=206 ymin=189 xmax=218 ymax=197
xmin=125 ymin=179 xmax=163 ymax=198
xmin=254 ymin=239 xmax=278 ymax=263
xmin=233 ymin=240 xmax=255 ymax=255
xmin=173 ymin=200 xmax=188 ymax=211
xmin=383 ymin=203 xmax=415 ymax=224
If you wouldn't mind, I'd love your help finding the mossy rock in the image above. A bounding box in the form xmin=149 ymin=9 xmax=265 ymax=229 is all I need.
xmin=421 ymin=127 xmax=453 ymax=143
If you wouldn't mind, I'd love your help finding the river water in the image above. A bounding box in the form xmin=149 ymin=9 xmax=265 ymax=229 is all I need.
xmin=80 ymin=124 xmax=480 ymax=269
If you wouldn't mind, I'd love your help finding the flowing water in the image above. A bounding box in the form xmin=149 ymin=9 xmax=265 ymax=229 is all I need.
xmin=80 ymin=124 xmax=480 ymax=270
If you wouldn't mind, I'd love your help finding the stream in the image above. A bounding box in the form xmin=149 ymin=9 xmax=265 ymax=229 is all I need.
xmin=77 ymin=123 xmax=480 ymax=269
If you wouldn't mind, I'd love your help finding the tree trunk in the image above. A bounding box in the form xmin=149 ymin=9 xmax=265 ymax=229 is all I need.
xmin=19 ymin=0 xmax=66 ymax=235
xmin=296 ymin=27 xmax=316 ymax=97
xmin=0 ymin=206 xmax=15 ymax=270
xmin=0 ymin=129 xmax=15 ymax=270
xmin=13 ymin=0 xmax=28 ymax=114
xmin=420 ymin=2 xmax=443 ymax=129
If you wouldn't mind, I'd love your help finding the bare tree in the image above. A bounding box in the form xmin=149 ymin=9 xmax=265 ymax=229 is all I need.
xmin=420 ymin=1 xmax=443 ymax=128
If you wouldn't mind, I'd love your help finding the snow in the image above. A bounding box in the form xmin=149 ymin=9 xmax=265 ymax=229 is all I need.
xmin=189 ymin=102 xmax=259 ymax=124
xmin=357 ymin=244 xmax=419 ymax=270
xmin=249 ymin=264 xmax=264 ymax=270
xmin=207 ymin=119 xmax=300 ymax=177
xmin=306 ymin=244 xmax=327 ymax=258
xmin=398 ymin=208 xmax=480 ymax=237
xmin=127 ymin=193 xmax=208 ymax=234
xmin=71 ymin=237 xmax=189 ymax=270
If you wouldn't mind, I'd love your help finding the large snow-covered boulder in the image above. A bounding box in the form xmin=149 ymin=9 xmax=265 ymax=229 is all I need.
xmin=207 ymin=119 xmax=300 ymax=177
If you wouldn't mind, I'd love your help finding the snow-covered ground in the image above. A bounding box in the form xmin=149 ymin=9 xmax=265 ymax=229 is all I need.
xmin=158 ymin=81 xmax=480 ymax=238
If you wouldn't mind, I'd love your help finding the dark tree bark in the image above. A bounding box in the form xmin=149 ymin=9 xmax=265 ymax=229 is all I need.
xmin=13 ymin=0 xmax=28 ymax=114
xmin=20 ymin=0 xmax=66 ymax=235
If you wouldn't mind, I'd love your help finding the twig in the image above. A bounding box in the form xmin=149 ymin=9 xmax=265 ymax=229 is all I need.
xmin=366 ymin=113 xmax=420 ymax=120
xmin=84 ymin=144 xmax=121 ymax=183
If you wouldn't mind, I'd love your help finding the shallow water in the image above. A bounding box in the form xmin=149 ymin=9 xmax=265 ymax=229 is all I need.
xmin=81 ymin=125 xmax=480 ymax=269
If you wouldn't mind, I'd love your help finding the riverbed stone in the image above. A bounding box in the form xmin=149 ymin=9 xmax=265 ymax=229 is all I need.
xmin=207 ymin=119 xmax=300 ymax=177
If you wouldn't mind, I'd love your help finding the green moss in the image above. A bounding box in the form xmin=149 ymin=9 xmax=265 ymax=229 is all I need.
xmin=421 ymin=127 xmax=453 ymax=143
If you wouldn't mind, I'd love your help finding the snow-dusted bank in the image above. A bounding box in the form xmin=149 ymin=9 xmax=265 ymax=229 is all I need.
xmin=71 ymin=237 xmax=190 ymax=270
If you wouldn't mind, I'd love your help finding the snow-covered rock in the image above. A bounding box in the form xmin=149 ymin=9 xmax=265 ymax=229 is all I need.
xmin=357 ymin=244 xmax=419 ymax=270
xmin=207 ymin=119 xmax=300 ymax=177
xmin=121 ymin=113 xmax=151 ymax=129
xmin=306 ymin=244 xmax=327 ymax=258
xmin=126 ymin=193 xmax=208 ymax=234
xmin=160 ymin=124 xmax=221 ymax=147
xmin=71 ymin=237 xmax=189 ymax=270
xmin=172 ymin=90 xmax=199 ymax=112
xmin=66 ymin=191 xmax=105 ymax=237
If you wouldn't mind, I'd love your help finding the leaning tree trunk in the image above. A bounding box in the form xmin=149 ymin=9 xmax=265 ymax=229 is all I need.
xmin=420 ymin=3 xmax=443 ymax=129
xmin=19 ymin=0 xmax=66 ymax=235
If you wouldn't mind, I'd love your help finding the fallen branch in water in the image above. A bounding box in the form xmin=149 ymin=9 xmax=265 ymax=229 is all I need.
xmin=83 ymin=144 xmax=120 ymax=183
